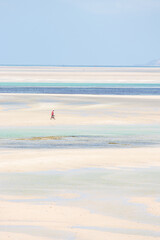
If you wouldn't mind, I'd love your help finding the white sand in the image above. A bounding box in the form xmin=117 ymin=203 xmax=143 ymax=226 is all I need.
xmin=0 ymin=147 xmax=160 ymax=173
xmin=0 ymin=197 xmax=160 ymax=240
xmin=0 ymin=66 xmax=160 ymax=82
xmin=0 ymin=94 xmax=160 ymax=127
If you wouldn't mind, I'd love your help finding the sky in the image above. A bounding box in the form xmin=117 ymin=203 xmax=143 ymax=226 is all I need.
xmin=0 ymin=0 xmax=160 ymax=66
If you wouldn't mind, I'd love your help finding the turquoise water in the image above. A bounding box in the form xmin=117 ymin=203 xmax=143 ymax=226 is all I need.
xmin=0 ymin=124 xmax=160 ymax=139
xmin=1 ymin=82 xmax=160 ymax=88
xmin=0 ymin=124 xmax=160 ymax=149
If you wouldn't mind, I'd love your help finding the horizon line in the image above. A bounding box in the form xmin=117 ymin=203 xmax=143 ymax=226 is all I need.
xmin=0 ymin=64 xmax=160 ymax=68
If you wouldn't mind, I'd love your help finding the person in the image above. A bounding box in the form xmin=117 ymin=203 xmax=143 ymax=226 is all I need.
xmin=51 ymin=109 xmax=55 ymax=120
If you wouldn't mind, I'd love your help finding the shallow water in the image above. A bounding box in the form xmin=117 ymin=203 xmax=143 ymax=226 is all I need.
xmin=1 ymin=124 xmax=160 ymax=138
xmin=1 ymin=82 xmax=160 ymax=88
xmin=1 ymin=167 xmax=160 ymax=195
xmin=0 ymin=167 xmax=160 ymax=232
xmin=0 ymin=124 xmax=160 ymax=149
xmin=1 ymin=86 xmax=160 ymax=95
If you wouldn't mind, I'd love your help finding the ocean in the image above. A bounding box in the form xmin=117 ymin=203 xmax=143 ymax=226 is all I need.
xmin=0 ymin=82 xmax=160 ymax=95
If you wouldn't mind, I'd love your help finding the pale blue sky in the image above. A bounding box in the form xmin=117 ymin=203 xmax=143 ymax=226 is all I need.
xmin=0 ymin=0 xmax=160 ymax=66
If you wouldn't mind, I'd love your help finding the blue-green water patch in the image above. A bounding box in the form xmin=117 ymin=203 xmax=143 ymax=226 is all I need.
xmin=0 ymin=124 xmax=160 ymax=139
xmin=1 ymin=82 xmax=160 ymax=88
xmin=0 ymin=124 xmax=160 ymax=149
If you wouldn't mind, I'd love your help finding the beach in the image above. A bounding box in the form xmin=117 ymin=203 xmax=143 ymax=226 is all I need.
xmin=1 ymin=66 xmax=160 ymax=82
xmin=0 ymin=67 xmax=160 ymax=239
xmin=0 ymin=94 xmax=160 ymax=126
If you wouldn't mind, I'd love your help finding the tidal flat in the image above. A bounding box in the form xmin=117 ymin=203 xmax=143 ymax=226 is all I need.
xmin=0 ymin=67 xmax=160 ymax=240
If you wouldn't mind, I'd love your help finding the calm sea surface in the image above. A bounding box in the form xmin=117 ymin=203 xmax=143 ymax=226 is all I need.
xmin=0 ymin=82 xmax=160 ymax=95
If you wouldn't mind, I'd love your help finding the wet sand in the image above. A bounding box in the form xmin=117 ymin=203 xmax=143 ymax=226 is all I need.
xmin=0 ymin=165 xmax=160 ymax=240
xmin=0 ymin=147 xmax=160 ymax=172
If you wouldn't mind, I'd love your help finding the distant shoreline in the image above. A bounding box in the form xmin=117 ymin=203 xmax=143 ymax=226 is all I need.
xmin=0 ymin=65 xmax=160 ymax=68
xmin=1 ymin=66 xmax=160 ymax=83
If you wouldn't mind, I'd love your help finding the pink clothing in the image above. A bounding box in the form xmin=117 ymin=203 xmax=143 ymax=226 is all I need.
xmin=51 ymin=110 xmax=55 ymax=120
xmin=51 ymin=110 xmax=54 ymax=116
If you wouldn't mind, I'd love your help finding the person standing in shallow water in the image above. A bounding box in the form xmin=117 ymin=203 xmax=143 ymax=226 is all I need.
xmin=51 ymin=109 xmax=55 ymax=120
